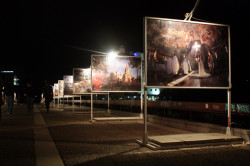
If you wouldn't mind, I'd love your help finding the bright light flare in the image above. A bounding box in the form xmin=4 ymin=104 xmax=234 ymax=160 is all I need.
xmin=107 ymin=51 xmax=117 ymax=62
xmin=193 ymin=42 xmax=201 ymax=52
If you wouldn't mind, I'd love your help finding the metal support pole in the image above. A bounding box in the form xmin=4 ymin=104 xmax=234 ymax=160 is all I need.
xmin=80 ymin=95 xmax=82 ymax=109
xmin=140 ymin=92 xmax=143 ymax=118
xmin=54 ymin=97 xmax=55 ymax=107
xmin=143 ymin=87 xmax=148 ymax=145
xmin=108 ymin=93 xmax=110 ymax=113
xmin=226 ymin=89 xmax=232 ymax=135
xmin=58 ymin=97 xmax=60 ymax=109
xmin=72 ymin=96 xmax=74 ymax=115
xmin=63 ymin=95 xmax=65 ymax=110
xmin=91 ymin=93 xmax=93 ymax=121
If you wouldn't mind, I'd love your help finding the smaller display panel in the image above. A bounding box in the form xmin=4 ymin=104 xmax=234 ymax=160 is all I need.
xmin=63 ymin=75 xmax=73 ymax=95
xmin=58 ymin=80 xmax=64 ymax=97
xmin=91 ymin=55 xmax=142 ymax=92
xmin=73 ymin=68 xmax=91 ymax=94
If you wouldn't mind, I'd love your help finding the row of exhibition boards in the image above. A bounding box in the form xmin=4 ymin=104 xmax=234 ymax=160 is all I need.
xmin=51 ymin=17 xmax=232 ymax=144
xmin=53 ymin=17 xmax=232 ymax=97
xmin=53 ymin=54 xmax=143 ymax=98
xmin=52 ymin=54 xmax=143 ymax=118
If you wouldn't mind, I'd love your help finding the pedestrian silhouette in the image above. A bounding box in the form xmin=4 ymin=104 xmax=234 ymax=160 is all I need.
xmin=42 ymin=81 xmax=53 ymax=113
xmin=0 ymin=78 xmax=3 ymax=121
xmin=24 ymin=82 xmax=34 ymax=112
xmin=4 ymin=81 xmax=15 ymax=115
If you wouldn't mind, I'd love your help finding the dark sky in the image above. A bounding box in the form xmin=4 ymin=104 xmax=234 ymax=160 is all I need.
xmin=2 ymin=0 xmax=250 ymax=101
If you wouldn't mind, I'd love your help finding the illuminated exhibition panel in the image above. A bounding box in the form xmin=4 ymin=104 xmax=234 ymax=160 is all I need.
xmin=53 ymin=83 xmax=59 ymax=97
xmin=58 ymin=80 xmax=64 ymax=97
xmin=63 ymin=75 xmax=73 ymax=95
xmin=73 ymin=68 xmax=91 ymax=94
xmin=145 ymin=17 xmax=231 ymax=89
xmin=91 ymin=54 xmax=142 ymax=92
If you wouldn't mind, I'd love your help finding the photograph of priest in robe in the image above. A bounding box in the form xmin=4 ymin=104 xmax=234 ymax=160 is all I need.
xmin=146 ymin=17 xmax=230 ymax=88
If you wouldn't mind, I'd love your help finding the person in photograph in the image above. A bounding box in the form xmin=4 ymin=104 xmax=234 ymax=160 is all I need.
xmin=166 ymin=56 xmax=173 ymax=74
xmin=182 ymin=55 xmax=189 ymax=74
xmin=43 ymin=81 xmax=53 ymax=113
xmin=172 ymin=55 xmax=180 ymax=75
xmin=208 ymin=51 xmax=215 ymax=75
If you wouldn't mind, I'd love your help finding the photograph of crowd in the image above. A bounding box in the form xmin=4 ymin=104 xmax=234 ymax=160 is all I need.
xmin=73 ymin=68 xmax=91 ymax=94
xmin=146 ymin=17 xmax=230 ymax=88
xmin=92 ymin=55 xmax=142 ymax=92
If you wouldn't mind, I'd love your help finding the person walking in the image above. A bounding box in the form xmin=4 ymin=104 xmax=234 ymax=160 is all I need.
xmin=4 ymin=81 xmax=15 ymax=115
xmin=43 ymin=81 xmax=53 ymax=113
xmin=0 ymin=80 xmax=3 ymax=121
xmin=24 ymin=82 xmax=34 ymax=112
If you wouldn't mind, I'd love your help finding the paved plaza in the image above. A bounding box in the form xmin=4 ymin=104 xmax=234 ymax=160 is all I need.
xmin=0 ymin=104 xmax=250 ymax=166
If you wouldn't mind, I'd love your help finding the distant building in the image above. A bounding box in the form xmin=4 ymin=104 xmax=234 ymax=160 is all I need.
xmin=147 ymin=88 xmax=160 ymax=95
xmin=0 ymin=70 xmax=20 ymax=103
xmin=119 ymin=45 xmax=125 ymax=55
xmin=111 ymin=65 xmax=133 ymax=83
xmin=147 ymin=88 xmax=161 ymax=101
xmin=0 ymin=71 xmax=14 ymax=85
xmin=123 ymin=65 xmax=132 ymax=82
xmin=116 ymin=71 xmax=123 ymax=81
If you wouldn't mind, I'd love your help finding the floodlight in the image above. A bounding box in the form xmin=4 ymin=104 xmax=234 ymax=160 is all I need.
xmin=107 ymin=51 xmax=117 ymax=62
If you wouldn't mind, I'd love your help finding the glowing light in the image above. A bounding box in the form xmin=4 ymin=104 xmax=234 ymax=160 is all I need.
xmin=107 ymin=51 xmax=117 ymax=62
xmin=193 ymin=42 xmax=201 ymax=52
xmin=133 ymin=52 xmax=138 ymax=56
xmin=147 ymin=88 xmax=160 ymax=95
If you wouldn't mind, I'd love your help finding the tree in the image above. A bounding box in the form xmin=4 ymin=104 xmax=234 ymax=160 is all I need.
xmin=110 ymin=72 xmax=116 ymax=82
xmin=128 ymin=57 xmax=141 ymax=81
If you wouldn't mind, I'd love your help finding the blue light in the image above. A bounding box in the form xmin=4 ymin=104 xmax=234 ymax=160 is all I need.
xmin=133 ymin=52 xmax=138 ymax=56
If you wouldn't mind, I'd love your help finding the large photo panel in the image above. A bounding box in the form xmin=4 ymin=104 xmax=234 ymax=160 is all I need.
xmin=63 ymin=75 xmax=73 ymax=95
xmin=73 ymin=68 xmax=91 ymax=94
xmin=92 ymin=54 xmax=142 ymax=92
xmin=145 ymin=17 xmax=230 ymax=89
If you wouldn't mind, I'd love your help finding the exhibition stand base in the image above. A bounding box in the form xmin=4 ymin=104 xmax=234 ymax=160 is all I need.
xmin=137 ymin=133 xmax=243 ymax=150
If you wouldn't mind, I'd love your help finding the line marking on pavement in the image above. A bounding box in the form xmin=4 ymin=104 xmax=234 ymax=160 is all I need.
xmin=34 ymin=105 xmax=64 ymax=166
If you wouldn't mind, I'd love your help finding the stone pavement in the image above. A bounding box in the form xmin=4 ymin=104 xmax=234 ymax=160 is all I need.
xmin=0 ymin=104 xmax=35 ymax=166
xmin=0 ymin=103 xmax=250 ymax=166
xmin=34 ymin=105 xmax=64 ymax=166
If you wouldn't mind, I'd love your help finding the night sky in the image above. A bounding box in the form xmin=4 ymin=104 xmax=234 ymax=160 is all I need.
xmin=2 ymin=0 xmax=250 ymax=102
